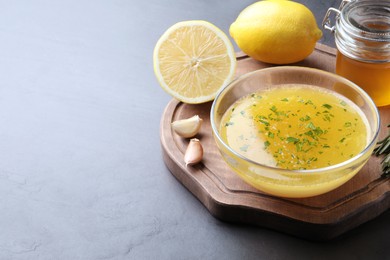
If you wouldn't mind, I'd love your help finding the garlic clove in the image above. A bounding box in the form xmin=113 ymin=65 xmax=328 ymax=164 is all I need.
xmin=171 ymin=115 xmax=203 ymax=138
xmin=184 ymin=138 xmax=203 ymax=166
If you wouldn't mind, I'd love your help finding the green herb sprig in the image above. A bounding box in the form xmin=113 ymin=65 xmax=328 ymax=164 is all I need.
xmin=374 ymin=124 xmax=390 ymax=177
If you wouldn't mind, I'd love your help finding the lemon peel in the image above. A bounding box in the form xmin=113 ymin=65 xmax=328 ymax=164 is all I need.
xmin=230 ymin=0 xmax=323 ymax=64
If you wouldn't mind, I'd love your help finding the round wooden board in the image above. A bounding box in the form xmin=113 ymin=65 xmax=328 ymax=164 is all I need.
xmin=160 ymin=43 xmax=390 ymax=240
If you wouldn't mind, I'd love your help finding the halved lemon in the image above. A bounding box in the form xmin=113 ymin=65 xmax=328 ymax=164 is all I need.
xmin=153 ymin=20 xmax=237 ymax=104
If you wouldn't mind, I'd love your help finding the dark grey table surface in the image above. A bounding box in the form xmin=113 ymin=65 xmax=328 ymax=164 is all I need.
xmin=1 ymin=1 xmax=389 ymax=259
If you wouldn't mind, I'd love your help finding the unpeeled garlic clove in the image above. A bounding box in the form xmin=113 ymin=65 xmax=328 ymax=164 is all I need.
xmin=171 ymin=115 xmax=203 ymax=138
xmin=184 ymin=138 xmax=203 ymax=166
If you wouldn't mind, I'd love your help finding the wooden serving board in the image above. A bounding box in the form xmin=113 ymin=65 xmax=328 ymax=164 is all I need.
xmin=160 ymin=43 xmax=390 ymax=240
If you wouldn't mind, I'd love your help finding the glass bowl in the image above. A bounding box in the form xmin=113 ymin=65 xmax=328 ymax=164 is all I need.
xmin=210 ymin=66 xmax=380 ymax=198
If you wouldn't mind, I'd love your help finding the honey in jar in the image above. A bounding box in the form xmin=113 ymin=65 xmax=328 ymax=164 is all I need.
xmin=323 ymin=0 xmax=390 ymax=107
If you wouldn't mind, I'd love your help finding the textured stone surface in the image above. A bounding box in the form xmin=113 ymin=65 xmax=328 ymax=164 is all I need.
xmin=0 ymin=0 xmax=388 ymax=259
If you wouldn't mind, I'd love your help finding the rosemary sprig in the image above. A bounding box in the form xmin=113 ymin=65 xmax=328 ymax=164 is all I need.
xmin=374 ymin=124 xmax=390 ymax=177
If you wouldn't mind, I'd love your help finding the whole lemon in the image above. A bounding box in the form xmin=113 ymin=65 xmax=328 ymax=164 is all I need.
xmin=230 ymin=0 xmax=323 ymax=64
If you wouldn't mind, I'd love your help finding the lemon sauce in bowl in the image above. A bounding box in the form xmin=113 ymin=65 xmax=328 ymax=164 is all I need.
xmin=220 ymin=85 xmax=369 ymax=170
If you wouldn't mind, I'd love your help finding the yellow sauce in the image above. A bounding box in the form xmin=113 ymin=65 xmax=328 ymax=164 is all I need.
xmin=220 ymin=85 xmax=369 ymax=170
xmin=336 ymin=51 xmax=390 ymax=107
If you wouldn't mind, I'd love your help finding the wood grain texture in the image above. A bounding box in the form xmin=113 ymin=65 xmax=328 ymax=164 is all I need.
xmin=160 ymin=43 xmax=390 ymax=240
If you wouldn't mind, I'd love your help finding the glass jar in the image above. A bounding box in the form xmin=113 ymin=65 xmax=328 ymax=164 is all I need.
xmin=323 ymin=0 xmax=390 ymax=107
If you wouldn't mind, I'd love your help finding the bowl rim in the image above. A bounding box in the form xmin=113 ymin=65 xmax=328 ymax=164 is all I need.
xmin=210 ymin=66 xmax=381 ymax=174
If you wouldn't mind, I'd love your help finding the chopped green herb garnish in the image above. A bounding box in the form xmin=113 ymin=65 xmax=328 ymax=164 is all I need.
xmin=259 ymin=119 xmax=269 ymax=126
xmin=300 ymin=115 xmax=311 ymax=121
xmin=313 ymin=126 xmax=324 ymax=136
xmin=322 ymin=104 xmax=332 ymax=109
xmin=304 ymin=130 xmax=314 ymax=138
xmin=287 ymin=137 xmax=299 ymax=144
xmin=307 ymin=122 xmax=316 ymax=130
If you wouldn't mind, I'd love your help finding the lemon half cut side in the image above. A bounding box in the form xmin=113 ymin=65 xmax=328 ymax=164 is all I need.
xmin=153 ymin=20 xmax=237 ymax=104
